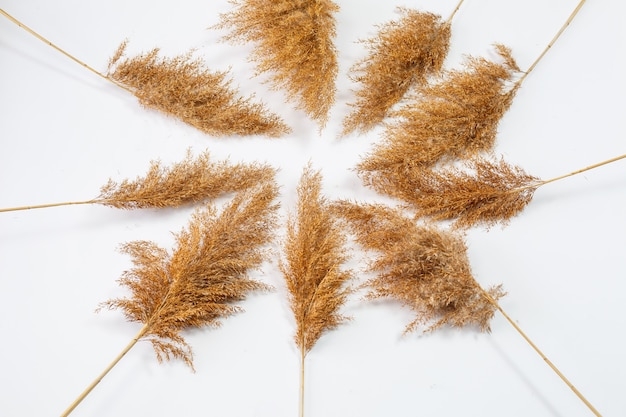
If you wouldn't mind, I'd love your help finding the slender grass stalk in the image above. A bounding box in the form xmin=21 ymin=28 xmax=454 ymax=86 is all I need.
xmin=517 ymin=0 xmax=586 ymax=87
xmin=300 ymin=347 xmax=306 ymax=417
xmin=60 ymin=324 xmax=149 ymax=417
xmin=446 ymin=0 xmax=465 ymax=23
xmin=511 ymin=153 xmax=626 ymax=194
xmin=538 ymin=153 xmax=626 ymax=187
xmin=481 ymin=292 xmax=602 ymax=417
xmin=0 ymin=200 xmax=99 ymax=213
xmin=0 ymin=8 xmax=132 ymax=93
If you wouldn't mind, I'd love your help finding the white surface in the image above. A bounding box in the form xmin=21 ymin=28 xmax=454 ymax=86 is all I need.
xmin=1 ymin=1 xmax=625 ymax=416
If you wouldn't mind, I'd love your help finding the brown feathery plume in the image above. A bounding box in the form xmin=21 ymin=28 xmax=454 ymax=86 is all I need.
xmin=0 ymin=150 xmax=276 ymax=212
xmin=341 ymin=7 xmax=452 ymax=136
xmin=280 ymin=166 xmax=354 ymax=417
xmin=107 ymin=42 xmax=290 ymax=137
xmin=332 ymin=200 xmax=603 ymax=416
xmin=373 ymin=153 xmax=626 ymax=229
xmin=0 ymin=9 xmax=289 ymax=137
xmin=60 ymin=181 xmax=280 ymax=417
xmin=216 ymin=0 xmax=339 ymax=128
xmin=358 ymin=0 xmax=588 ymax=180
xmin=357 ymin=44 xmax=520 ymax=178
xmin=332 ymin=201 xmax=503 ymax=332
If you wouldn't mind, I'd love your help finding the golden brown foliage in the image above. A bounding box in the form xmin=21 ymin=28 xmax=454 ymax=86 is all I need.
xmin=107 ymin=42 xmax=290 ymax=137
xmin=357 ymin=45 xmax=520 ymax=179
xmin=217 ymin=0 xmax=339 ymax=127
xmin=332 ymin=201 xmax=504 ymax=333
xmin=280 ymin=166 xmax=354 ymax=355
xmin=368 ymin=157 xmax=540 ymax=229
xmin=97 ymin=150 xmax=276 ymax=209
xmin=342 ymin=9 xmax=451 ymax=136
xmin=100 ymin=181 xmax=280 ymax=368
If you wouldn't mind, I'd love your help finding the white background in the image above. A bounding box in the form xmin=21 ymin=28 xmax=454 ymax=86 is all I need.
xmin=1 ymin=1 xmax=625 ymax=416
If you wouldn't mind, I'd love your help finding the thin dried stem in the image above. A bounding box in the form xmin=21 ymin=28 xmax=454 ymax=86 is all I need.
xmin=537 ymin=153 xmax=626 ymax=188
xmin=446 ymin=0 xmax=465 ymax=23
xmin=517 ymin=0 xmax=587 ymax=87
xmin=299 ymin=345 xmax=306 ymax=417
xmin=0 ymin=8 xmax=131 ymax=93
xmin=60 ymin=323 xmax=149 ymax=417
xmin=0 ymin=200 xmax=96 ymax=213
xmin=481 ymin=292 xmax=602 ymax=417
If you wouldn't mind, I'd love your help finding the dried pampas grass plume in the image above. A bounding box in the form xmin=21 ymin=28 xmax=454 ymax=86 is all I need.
xmin=332 ymin=200 xmax=602 ymax=416
xmin=342 ymin=8 xmax=452 ymax=136
xmin=217 ymin=0 xmax=339 ymax=128
xmin=107 ymin=42 xmax=291 ymax=137
xmin=0 ymin=151 xmax=276 ymax=212
xmin=61 ymin=181 xmax=280 ymax=417
xmin=370 ymin=153 xmax=626 ymax=229
xmin=357 ymin=44 xmax=520 ymax=180
xmin=332 ymin=201 xmax=503 ymax=332
xmin=280 ymin=166 xmax=354 ymax=417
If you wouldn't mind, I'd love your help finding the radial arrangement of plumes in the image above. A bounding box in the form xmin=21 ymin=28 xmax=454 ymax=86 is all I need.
xmin=280 ymin=166 xmax=354 ymax=355
xmin=98 ymin=151 xmax=277 ymax=209
xmin=332 ymin=201 xmax=505 ymax=333
xmin=342 ymin=8 xmax=451 ymax=136
xmin=107 ymin=41 xmax=291 ymax=137
xmin=100 ymin=182 xmax=280 ymax=368
xmin=373 ymin=156 xmax=542 ymax=229
xmin=358 ymin=44 xmax=520 ymax=184
xmin=217 ymin=0 xmax=339 ymax=127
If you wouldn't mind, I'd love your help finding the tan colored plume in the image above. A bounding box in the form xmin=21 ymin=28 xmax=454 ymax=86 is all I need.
xmin=216 ymin=0 xmax=339 ymax=128
xmin=368 ymin=154 xmax=626 ymax=229
xmin=280 ymin=165 xmax=354 ymax=417
xmin=107 ymin=42 xmax=291 ymax=137
xmin=60 ymin=181 xmax=280 ymax=416
xmin=332 ymin=201 xmax=503 ymax=332
xmin=342 ymin=8 xmax=451 ymax=136
xmin=0 ymin=151 xmax=276 ymax=212
xmin=357 ymin=44 xmax=520 ymax=183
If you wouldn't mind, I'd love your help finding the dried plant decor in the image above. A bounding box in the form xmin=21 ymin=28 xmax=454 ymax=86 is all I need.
xmin=358 ymin=0 xmax=589 ymax=189
xmin=60 ymin=181 xmax=280 ymax=416
xmin=333 ymin=200 xmax=602 ymax=416
xmin=0 ymin=9 xmax=290 ymax=137
xmin=357 ymin=44 xmax=520 ymax=180
xmin=217 ymin=0 xmax=339 ymax=127
xmin=107 ymin=41 xmax=291 ymax=137
xmin=0 ymin=151 xmax=276 ymax=212
xmin=342 ymin=7 xmax=452 ymax=136
xmin=280 ymin=166 xmax=354 ymax=417
xmin=371 ymin=153 xmax=626 ymax=229
xmin=332 ymin=201 xmax=503 ymax=332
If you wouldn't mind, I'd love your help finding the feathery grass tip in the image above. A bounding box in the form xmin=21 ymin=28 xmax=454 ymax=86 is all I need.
xmin=107 ymin=41 xmax=291 ymax=137
xmin=342 ymin=8 xmax=451 ymax=136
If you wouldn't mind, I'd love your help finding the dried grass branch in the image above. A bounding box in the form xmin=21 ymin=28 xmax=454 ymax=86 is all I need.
xmin=332 ymin=201 xmax=503 ymax=332
xmin=332 ymin=201 xmax=603 ymax=416
xmin=61 ymin=181 xmax=279 ymax=416
xmin=0 ymin=151 xmax=276 ymax=212
xmin=357 ymin=44 xmax=520 ymax=180
xmin=342 ymin=8 xmax=451 ymax=136
xmin=280 ymin=166 xmax=354 ymax=417
xmin=217 ymin=0 xmax=339 ymax=127
xmin=107 ymin=42 xmax=291 ymax=137
xmin=369 ymin=154 xmax=626 ymax=229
